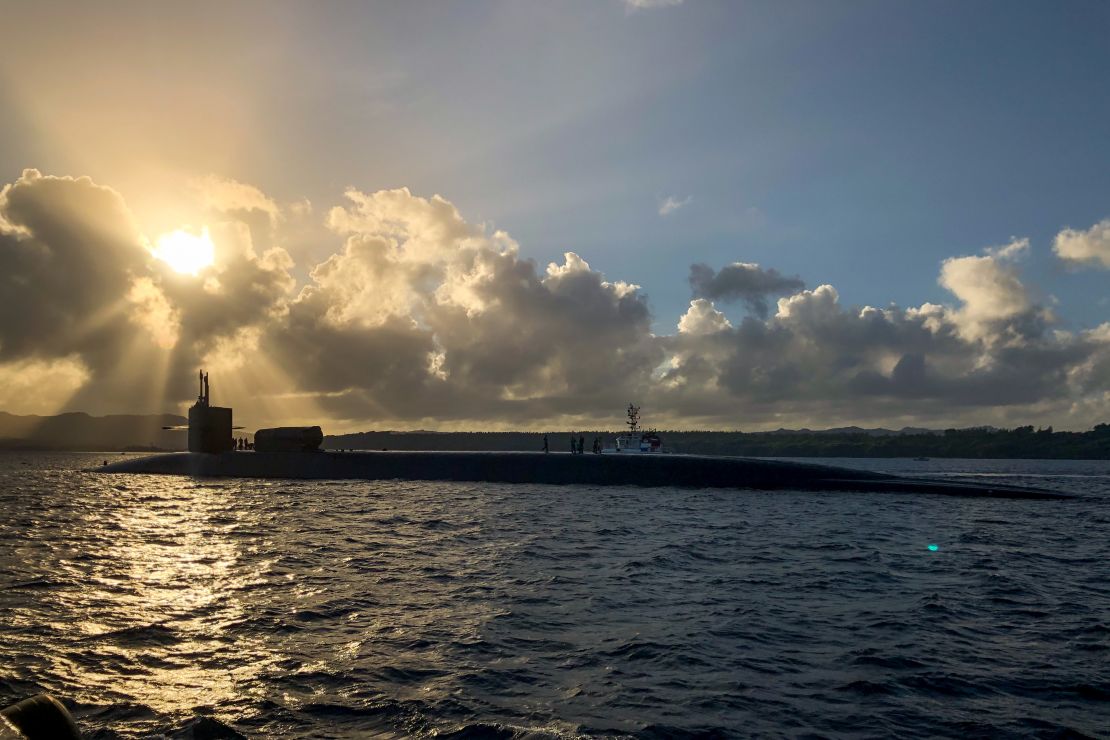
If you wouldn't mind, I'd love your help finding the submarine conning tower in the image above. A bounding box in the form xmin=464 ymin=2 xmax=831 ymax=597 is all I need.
xmin=188 ymin=370 xmax=233 ymax=454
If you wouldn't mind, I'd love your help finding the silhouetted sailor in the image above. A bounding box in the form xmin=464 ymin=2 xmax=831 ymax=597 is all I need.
xmin=578 ymin=435 xmax=585 ymax=455
xmin=542 ymin=434 xmax=549 ymax=453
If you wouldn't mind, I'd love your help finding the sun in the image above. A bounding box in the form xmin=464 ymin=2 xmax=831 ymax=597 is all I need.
xmin=152 ymin=228 xmax=215 ymax=275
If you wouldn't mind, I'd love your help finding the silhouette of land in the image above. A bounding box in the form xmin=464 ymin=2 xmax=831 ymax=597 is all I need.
xmin=0 ymin=412 xmax=186 ymax=451
xmin=327 ymin=425 xmax=1110 ymax=459
xmin=2 ymin=411 xmax=1107 ymax=458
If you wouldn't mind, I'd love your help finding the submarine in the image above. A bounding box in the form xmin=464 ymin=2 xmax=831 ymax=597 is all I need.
xmin=97 ymin=373 xmax=1069 ymax=500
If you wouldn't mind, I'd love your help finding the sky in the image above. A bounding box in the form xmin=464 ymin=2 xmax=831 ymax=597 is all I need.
xmin=1 ymin=0 xmax=1109 ymax=432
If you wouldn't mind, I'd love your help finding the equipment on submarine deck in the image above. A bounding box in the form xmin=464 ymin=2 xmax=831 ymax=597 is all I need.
xmin=173 ymin=371 xmax=321 ymax=454
xmin=254 ymin=426 xmax=323 ymax=453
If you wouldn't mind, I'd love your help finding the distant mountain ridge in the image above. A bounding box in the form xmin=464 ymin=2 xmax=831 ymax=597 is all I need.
xmin=0 ymin=411 xmax=188 ymax=451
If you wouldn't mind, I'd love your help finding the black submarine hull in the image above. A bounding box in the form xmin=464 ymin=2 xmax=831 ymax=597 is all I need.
xmin=96 ymin=451 xmax=1069 ymax=499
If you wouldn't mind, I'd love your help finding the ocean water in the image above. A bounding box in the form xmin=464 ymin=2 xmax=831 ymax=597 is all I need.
xmin=0 ymin=453 xmax=1107 ymax=739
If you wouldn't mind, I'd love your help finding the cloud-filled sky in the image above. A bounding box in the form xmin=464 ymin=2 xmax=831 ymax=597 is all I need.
xmin=1 ymin=1 xmax=1108 ymax=432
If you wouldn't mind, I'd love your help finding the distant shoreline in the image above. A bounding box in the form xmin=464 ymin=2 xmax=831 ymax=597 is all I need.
xmin=2 ymin=412 xmax=1108 ymax=459
xmin=322 ymin=427 xmax=1110 ymax=460
xmin=6 ymin=429 xmax=1107 ymax=459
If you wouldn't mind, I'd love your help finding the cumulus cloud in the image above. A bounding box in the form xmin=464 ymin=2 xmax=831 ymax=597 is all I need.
xmin=688 ymin=262 xmax=805 ymax=318
xmin=0 ymin=169 xmax=149 ymax=375
xmin=661 ymin=275 xmax=1106 ymax=428
xmin=657 ymin=238 xmax=1107 ymax=428
xmin=937 ymin=238 xmax=1048 ymax=344
xmin=658 ymin=195 xmax=691 ymax=216
xmin=270 ymin=187 xmax=658 ymax=424
xmin=678 ymin=299 xmax=732 ymax=335
xmin=2 ymin=168 xmax=1108 ymax=430
xmin=1054 ymin=218 xmax=1110 ymax=269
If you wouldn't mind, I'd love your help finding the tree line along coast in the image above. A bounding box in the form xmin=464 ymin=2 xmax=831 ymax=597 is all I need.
xmin=0 ymin=411 xmax=1108 ymax=458
xmin=329 ymin=425 xmax=1110 ymax=459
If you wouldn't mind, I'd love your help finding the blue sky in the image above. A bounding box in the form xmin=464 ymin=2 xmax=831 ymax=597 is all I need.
xmin=1 ymin=1 xmax=1108 ymax=429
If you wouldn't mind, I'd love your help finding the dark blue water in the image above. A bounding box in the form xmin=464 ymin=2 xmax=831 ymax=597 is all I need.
xmin=1 ymin=453 xmax=1107 ymax=738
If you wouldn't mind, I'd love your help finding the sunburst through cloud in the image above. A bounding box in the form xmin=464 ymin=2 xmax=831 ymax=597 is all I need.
xmin=151 ymin=228 xmax=215 ymax=275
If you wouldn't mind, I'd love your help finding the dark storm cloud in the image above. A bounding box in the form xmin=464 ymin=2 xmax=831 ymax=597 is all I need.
xmin=688 ymin=262 xmax=805 ymax=318
xmin=0 ymin=170 xmax=146 ymax=372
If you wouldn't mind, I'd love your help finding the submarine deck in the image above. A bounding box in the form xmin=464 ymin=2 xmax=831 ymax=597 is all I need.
xmin=96 ymin=450 xmax=1069 ymax=500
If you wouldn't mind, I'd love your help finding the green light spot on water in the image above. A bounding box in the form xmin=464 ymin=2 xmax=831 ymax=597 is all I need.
xmin=927 ymin=544 xmax=939 ymax=551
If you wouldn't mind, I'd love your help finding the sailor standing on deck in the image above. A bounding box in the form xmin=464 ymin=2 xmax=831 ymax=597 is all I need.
xmin=542 ymin=434 xmax=549 ymax=453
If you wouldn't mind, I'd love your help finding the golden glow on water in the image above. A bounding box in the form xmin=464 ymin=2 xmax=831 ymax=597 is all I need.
xmin=74 ymin=480 xmax=281 ymax=714
xmin=152 ymin=228 xmax=215 ymax=275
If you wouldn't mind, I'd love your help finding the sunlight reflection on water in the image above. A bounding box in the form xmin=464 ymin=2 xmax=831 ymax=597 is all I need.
xmin=67 ymin=481 xmax=280 ymax=713
xmin=1 ymin=453 xmax=1108 ymax=738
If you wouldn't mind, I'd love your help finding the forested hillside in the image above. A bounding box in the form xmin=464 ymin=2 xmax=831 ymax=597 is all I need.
xmin=326 ymin=425 xmax=1110 ymax=459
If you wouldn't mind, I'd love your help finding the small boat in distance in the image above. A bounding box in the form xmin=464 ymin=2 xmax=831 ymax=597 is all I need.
xmin=604 ymin=403 xmax=664 ymax=453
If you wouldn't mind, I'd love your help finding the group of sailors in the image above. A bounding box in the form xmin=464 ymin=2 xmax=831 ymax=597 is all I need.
xmin=541 ymin=434 xmax=603 ymax=454
xmin=233 ymin=437 xmax=254 ymax=451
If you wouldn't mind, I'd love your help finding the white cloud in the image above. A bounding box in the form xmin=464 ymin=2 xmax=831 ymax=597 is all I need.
xmin=678 ymin=299 xmax=732 ymax=335
xmin=545 ymin=251 xmax=593 ymax=279
xmin=775 ymin=284 xmax=840 ymax=322
xmin=1054 ymin=218 xmax=1110 ymax=269
xmin=938 ymin=238 xmax=1037 ymax=344
xmin=986 ymin=236 xmax=1030 ymax=259
xmin=658 ymin=194 xmax=692 ymax=216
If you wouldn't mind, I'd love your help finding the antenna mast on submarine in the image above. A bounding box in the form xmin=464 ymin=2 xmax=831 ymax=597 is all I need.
xmin=198 ymin=369 xmax=210 ymax=406
xmin=188 ymin=369 xmax=231 ymax=453
xmin=626 ymin=403 xmax=641 ymax=433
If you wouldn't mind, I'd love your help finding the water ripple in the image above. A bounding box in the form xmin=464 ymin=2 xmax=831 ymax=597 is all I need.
xmin=0 ymin=452 xmax=1107 ymax=737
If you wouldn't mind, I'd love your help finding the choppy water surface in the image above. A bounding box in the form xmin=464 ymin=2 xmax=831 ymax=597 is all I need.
xmin=1 ymin=454 xmax=1108 ymax=738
